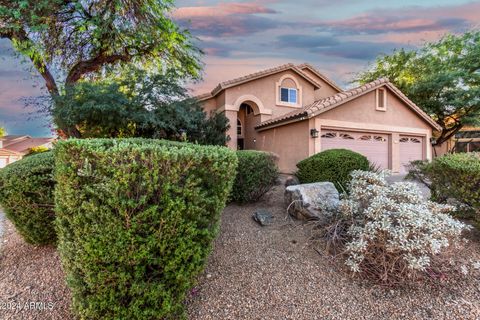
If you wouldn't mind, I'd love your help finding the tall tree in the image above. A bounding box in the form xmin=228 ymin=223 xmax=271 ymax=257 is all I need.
xmin=0 ymin=0 xmax=201 ymax=136
xmin=53 ymin=69 xmax=230 ymax=145
xmin=356 ymin=31 xmax=480 ymax=146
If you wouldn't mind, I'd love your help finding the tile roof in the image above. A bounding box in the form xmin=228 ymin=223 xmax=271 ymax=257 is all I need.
xmin=296 ymin=63 xmax=343 ymax=92
xmin=0 ymin=135 xmax=54 ymax=155
xmin=196 ymin=63 xmax=324 ymax=101
xmin=256 ymin=78 xmax=442 ymax=131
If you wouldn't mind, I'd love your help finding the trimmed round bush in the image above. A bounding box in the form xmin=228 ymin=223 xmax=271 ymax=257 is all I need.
xmin=0 ymin=151 xmax=55 ymax=245
xmin=54 ymin=138 xmax=237 ymax=319
xmin=419 ymin=153 xmax=480 ymax=223
xmin=296 ymin=149 xmax=369 ymax=190
xmin=230 ymin=150 xmax=279 ymax=203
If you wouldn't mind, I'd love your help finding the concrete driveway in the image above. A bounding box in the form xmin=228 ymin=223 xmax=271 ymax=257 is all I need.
xmin=386 ymin=174 xmax=431 ymax=199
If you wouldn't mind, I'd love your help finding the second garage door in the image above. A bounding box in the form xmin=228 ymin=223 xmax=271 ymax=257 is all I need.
xmin=399 ymin=136 xmax=424 ymax=173
xmin=321 ymin=130 xmax=389 ymax=169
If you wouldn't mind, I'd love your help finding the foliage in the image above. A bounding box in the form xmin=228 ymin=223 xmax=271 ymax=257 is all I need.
xmin=0 ymin=0 xmax=201 ymax=136
xmin=296 ymin=149 xmax=370 ymax=191
xmin=408 ymin=153 xmax=480 ymax=223
xmin=326 ymin=171 xmax=470 ymax=285
xmin=0 ymin=151 xmax=55 ymax=244
xmin=54 ymin=138 xmax=237 ymax=319
xmin=356 ymin=31 xmax=480 ymax=145
xmin=27 ymin=145 xmax=50 ymax=156
xmin=0 ymin=126 xmax=5 ymax=136
xmin=230 ymin=151 xmax=279 ymax=203
xmin=53 ymin=70 xmax=230 ymax=144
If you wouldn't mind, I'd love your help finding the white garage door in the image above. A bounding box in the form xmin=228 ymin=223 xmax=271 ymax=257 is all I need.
xmin=399 ymin=136 xmax=424 ymax=173
xmin=321 ymin=130 xmax=389 ymax=169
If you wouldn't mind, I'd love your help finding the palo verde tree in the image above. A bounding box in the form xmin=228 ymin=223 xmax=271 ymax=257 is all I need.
xmin=356 ymin=31 xmax=480 ymax=146
xmin=0 ymin=0 xmax=201 ymax=137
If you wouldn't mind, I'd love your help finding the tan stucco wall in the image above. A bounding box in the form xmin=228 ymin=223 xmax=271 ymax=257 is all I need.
xmin=310 ymin=88 xmax=434 ymax=173
xmin=298 ymin=68 xmax=341 ymax=100
xmin=223 ymin=71 xmax=317 ymax=118
xmin=255 ymin=120 xmax=310 ymax=173
xmin=320 ymin=89 xmax=432 ymax=130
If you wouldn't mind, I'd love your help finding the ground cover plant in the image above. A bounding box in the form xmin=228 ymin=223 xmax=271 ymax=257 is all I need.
xmin=316 ymin=170 xmax=471 ymax=285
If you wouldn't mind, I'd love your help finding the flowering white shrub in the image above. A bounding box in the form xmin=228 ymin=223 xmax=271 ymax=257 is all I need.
xmin=339 ymin=170 xmax=470 ymax=283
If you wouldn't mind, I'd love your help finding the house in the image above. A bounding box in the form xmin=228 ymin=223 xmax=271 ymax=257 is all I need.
xmin=198 ymin=63 xmax=442 ymax=174
xmin=0 ymin=135 xmax=54 ymax=168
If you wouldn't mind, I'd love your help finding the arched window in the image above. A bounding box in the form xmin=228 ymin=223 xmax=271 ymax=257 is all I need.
xmin=277 ymin=75 xmax=301 ymax=106
xmin=359 ymin=135 xmax=372 ymax=141
xmin=340 ymin=133 xmax=354 ymax=140
xmin=321 ymin=132 xmax=337 ymax=138
xmin=411 ymin=138 xmax=421 ymax=143
xmin=237 ymin=119 xmax=242 ymax=136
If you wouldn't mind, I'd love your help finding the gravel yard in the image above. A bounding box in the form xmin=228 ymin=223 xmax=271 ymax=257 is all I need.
xmin=1 ymin=180 xmax=480 ymax=319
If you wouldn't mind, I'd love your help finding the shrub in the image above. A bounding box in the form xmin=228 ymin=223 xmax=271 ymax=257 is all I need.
xmin=324 ymin=170 xmax=470 ymax=285
xmin=0 ymin=151 xmax=55 ymax=244
xmin=54 ymin=138 xmax=237 ymax=319
xmin=407 ymin=153 xmax=480 ymax=223
xmin=230 ymin=151 xmax=279 ymax=203
xmin=296 ymin=149 xmax=370 ymax=190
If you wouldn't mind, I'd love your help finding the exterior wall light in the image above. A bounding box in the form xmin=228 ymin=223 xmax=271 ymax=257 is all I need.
xmin=310 ymin=128 xmax=319 ymax=138
xmin=430 ymin=137 xmax=437 ymax=145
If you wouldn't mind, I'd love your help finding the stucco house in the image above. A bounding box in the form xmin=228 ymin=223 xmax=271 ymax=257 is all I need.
xmin=0 ymin=135 xmax=54 ymax=168
xmin=198 ymin=63 xmax=442 ymax=174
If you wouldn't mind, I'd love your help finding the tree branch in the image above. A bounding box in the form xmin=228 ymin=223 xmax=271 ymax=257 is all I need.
xmin=1 ymin=28 xmax=59 ymax=96
xmin=65 ymin=52 xmax=131 ymax=84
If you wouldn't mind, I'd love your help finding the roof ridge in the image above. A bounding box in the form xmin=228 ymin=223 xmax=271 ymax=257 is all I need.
xmin=296 ymin=63 xmax=344 ymax=92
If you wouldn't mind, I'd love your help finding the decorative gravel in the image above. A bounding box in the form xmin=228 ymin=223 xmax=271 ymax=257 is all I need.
xmin=1 ymin=180 xmax=480 ymax=319
xmin=0 ymin=214 xmax=72 ymax=320
xmin=186 ymin=181 xmax=480 ymax=320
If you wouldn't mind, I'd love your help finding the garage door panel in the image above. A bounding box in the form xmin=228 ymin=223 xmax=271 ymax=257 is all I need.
xmin=321 ymin=131 xmax=389 ymax=170
xmin=399 ymin=136 xmax=424 ymax=173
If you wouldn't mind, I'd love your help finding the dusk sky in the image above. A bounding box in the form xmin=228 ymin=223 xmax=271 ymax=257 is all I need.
xmin=0 ymin=0 xmax=479 ymax=137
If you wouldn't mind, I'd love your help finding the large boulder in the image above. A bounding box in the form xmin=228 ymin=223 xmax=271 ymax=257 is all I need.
xmin=285 ymin=182 xmax=339 ymax=221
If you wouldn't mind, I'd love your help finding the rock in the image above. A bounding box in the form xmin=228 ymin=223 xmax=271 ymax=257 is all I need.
xmin=285 ymin=176 xmax=300 ymax=187
xmin=252 ymin=209 xmax=274 ymax=226
xmin=284 ymin=182 xmax=339 ymax=221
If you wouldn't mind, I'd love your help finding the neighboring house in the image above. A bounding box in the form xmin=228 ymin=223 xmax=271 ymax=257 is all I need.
xmin=198 ymin=63 xmax=442 ymax=173
xmin=0 ymin=135 xmax=54 ymax=168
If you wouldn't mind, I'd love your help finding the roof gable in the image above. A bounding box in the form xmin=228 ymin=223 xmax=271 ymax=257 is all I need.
xmin=197 ymin=63 xmax=325 ymax=101
xmin=296 ymin=63 xmax=343 ymax=93
xmin=256 ymin=78 xmax=441 ymax=131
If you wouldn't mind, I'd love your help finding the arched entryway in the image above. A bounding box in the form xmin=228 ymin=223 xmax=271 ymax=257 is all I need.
xmin=237 ymin=101 xmax=261 ymax=150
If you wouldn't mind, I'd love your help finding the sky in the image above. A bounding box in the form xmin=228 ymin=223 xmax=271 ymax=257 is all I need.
xmin=0 ymin=0 xmax=479 ymax=137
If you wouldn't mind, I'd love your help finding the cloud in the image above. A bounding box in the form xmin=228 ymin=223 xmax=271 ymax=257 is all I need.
xmin=317 ymin=41 xmax=412 ymax=60
xmin=276 ymin=34 xmax=339 ymax=48
xmin=174 ymin=2 xmax=279 ymax=37
xmin=315 ymin=2 xmax=479 ymax=35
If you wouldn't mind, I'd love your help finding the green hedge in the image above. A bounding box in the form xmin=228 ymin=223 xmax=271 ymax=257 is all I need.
xmin=0 ymin=151 xmax=55 ymax=244
xmin=427 ymin=153 xmax=480 ymax=222
xmin=54 ymin=138 xmax=237 ymax=319
xmin=296 ymin=149 xmax=370 ymax=191
xmin=230 ymin=150 xmax=279 ymax=203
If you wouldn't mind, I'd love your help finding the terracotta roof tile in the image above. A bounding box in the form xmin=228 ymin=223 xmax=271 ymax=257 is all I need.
xmin=195 ymin=63 xmax=325 ymax=101
xmin=256 ymin=78 xmax=441 ymax=131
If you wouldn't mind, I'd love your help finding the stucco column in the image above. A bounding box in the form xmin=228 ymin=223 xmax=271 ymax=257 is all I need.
xmin=426 ymin=132 xmax=432 ymax=160
xmin=224 ymin=110 xmax=238 ymax=150
xmin=308 ymin=118 xmax=321 ymax=156
xmin=391 ymin=132 xmax=400 ymax=173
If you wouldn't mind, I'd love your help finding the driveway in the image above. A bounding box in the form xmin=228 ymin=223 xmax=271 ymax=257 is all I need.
xmin=386 ymin=174 xmax=431 ymax=199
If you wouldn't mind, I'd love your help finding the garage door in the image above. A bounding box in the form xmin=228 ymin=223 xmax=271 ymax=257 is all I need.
xmin=0 ymin=158 xmax=7 ymax=168
xmin=399 ymin=136 xmax=424 ymax=173
xmin=321 ymin=130 xmax=389 ymax=169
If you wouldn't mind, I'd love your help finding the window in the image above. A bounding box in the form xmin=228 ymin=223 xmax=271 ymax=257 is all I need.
xmin=359 ymin=135 xmax=372 ymax=141
xmin=340 ymin=133 xmax=354 ymax=140
xmin=374 ymin=136 xmax=387 ymax=142
xmin=321 ymin=132 xmax=337 ymax=138
xmin=280 ymin=88 xmax=298 ymax=103
xmin=237 ymin=119 xmax=242 ymax=136
xmin=376 ymin=88 xmax=387 ymax=111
